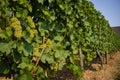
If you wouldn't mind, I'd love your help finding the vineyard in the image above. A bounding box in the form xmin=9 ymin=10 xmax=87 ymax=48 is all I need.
xmin=0 ymin=0 xmax=120 ymax=80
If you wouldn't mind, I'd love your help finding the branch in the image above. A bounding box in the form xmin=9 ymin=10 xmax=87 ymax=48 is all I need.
xmin=32 ymin=37 xmax=46 ymax=74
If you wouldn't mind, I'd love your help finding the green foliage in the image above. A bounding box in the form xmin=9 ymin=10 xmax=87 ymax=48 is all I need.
xmin=16 ymin=70 xmax=33 ymax=80
xmin=0 ymin=0 xmax=120 ymax=79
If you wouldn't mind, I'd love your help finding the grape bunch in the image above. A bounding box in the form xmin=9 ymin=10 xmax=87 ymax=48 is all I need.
xmin=11 ymin=17 xmax=22 ymax=39
xmin=27 ymin=16 xmax=35 ymax=28
xmin=27 ymin=16 xmax=37 ymax=38
xmin=33 ymin=47 xmax=41 ymax=57
xmin=29 ymin=29 xmax=38 ymax=38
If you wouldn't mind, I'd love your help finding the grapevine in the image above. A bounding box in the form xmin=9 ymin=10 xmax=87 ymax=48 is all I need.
xmin=0 ymin=0 xmax=120 ymax=80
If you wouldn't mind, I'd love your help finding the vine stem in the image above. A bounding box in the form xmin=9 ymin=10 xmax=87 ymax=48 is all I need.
xmin=97 ymin=49 xmax=103 ymax=68
xmin=79 ymin=45 xmax=84 ymax=70
xmin=32 ymin=37 xmax=46 ymax=74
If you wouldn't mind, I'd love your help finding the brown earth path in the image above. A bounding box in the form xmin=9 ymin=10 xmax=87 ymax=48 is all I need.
xmin=83 ymin=51 xmax=120 ymax=80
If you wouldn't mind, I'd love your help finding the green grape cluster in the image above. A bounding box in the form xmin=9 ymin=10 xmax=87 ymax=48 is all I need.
xmin=33 ymin=47 xmax=41 ymax=57
xmin=27 ymin=16 xmax=35 ymax=28
xmin=46 ymin=39 xmax=52 ymax=46
xmin=29 ymin=29 xmax=38 ymax=38
xmin=11 ymin=17 xmax=22 ymax=39
xmin=46 ymin=39 xmax=52 ymax=50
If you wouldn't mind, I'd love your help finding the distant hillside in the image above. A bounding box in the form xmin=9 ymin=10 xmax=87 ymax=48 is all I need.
xmin=112 ymin=26 xmax=120 ymax=37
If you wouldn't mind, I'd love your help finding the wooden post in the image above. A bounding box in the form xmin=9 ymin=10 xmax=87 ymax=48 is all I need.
xmin=105 ymin=53 xmax=108 ymax=64
xmin=97 ymin=49 xmax=103 ymax=68
xmin=79 ymin=45 xmax=84 ymax=70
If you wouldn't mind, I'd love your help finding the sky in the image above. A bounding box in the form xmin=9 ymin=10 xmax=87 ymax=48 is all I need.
xmin=89 ymin=0 xmax=120 ymax=27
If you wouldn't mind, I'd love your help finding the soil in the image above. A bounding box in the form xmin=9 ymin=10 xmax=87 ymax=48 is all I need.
xmin=83 ymin=51 xmax=120 ymax=80
xmin=1 ymin=51 xmax=120 ymax=80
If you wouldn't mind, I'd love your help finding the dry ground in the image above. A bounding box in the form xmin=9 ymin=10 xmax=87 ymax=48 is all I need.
xmin=83 ymin=51 xmax=120 ymax=80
